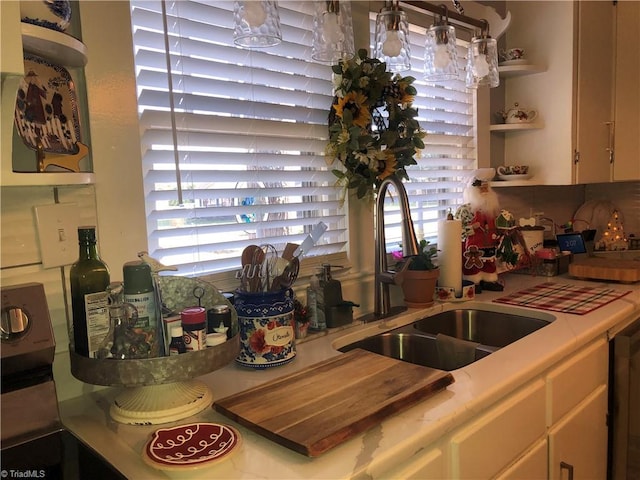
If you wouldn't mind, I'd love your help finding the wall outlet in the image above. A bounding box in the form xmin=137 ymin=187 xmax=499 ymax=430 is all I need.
xmin=34 ymin=203 xmax=81 ymax=269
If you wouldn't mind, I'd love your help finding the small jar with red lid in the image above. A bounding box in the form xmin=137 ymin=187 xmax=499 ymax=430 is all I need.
xmin=180 ymin=306 xmax=206 ymax=352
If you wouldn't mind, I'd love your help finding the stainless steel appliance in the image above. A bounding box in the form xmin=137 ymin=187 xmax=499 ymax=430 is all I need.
xmin=609 ymin=317 xmax=640 ymax=480
xmin=1 ymin=283 xmax=126 ymax=479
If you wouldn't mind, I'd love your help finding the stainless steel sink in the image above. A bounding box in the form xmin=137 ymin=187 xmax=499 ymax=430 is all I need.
xmin=338 ymin=332 xmax=496 ymax=370
xmin=338 ymin=308 xmax=553 ymax=371
xmin=412 ymin=309 xmax=551 ymax=348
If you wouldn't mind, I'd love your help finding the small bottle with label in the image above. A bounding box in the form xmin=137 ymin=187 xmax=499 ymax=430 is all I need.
xmin=169 ymin=326 xmax=187 ymax=355
xmin=181 ymin=306 xmax=207 ymax=351
xmin=123 ymin=260 xmax=163 ymax=357
xmin=70 ymin=226 xmax=111 ymax=358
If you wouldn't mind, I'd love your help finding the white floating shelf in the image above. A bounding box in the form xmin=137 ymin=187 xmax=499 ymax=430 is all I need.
xmin=498 ymin=64 xmax=547 ymax=77
xmin=0 ymin=170 xmax=95 ymax=187
xmin=490 ymin=123 xmax=544 ymax=132
xmin=21 ymin=23 xmax=88 ymax=67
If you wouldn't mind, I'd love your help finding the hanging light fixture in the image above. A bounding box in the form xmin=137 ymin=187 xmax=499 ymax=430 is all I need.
xmin=465 ymin=20 xmax=500 ymax=88
xmin=424 ymin=5 xmax=459 ymax=82
xmin=233 ymin=1 xmax=282 ymax=48
xmin=373 ymin=1 xmax=411 ymax=72
xmin=311 ymin=1 xmax=355 ymax=63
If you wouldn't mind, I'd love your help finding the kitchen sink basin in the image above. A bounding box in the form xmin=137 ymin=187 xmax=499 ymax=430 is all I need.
xmin=338 ymin=332 xmax=496 ymax=370
xmin=412 ymin=309 xmax=551 ymax=348
xmin=338 ymin=308 xmax=554 ymax=371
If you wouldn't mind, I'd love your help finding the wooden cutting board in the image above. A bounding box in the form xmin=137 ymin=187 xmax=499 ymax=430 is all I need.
xmin=569 ymin=257 xmax=640 ymax=283
xmin=214 ymin=349 xmax=454 ymax=457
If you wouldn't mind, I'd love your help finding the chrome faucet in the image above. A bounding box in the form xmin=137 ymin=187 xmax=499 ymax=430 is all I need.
xmin=373 ymin=175 xmax=420 ymax=319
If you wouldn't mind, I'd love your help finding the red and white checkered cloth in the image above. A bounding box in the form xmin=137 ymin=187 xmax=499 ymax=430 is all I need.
xmin=493 ymin=282 xmax=631 ymax=315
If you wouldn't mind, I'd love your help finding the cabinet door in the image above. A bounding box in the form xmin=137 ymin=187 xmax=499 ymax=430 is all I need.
xmin=450 ymin=380 xmax=546 ymax=479
xmin=379 ymin=447 xmax=444 ymax=479
xmin=613 ymin=0 xmax=640 ymax=181
xmin=575 ymin=1 xmax=615 ymax=184
xmin=495 ymin=438 xmax=547 ymax=480
xmin=548 ymin=384 xmax=608 ymax=480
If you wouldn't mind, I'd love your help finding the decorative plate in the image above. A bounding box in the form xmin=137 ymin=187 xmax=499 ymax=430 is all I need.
xmin=144 ymin=423 xmax=241 ymax=471
xmin=21 ymin=0 xmax=72 ymax=32
xmin=15 ymin=54 xmax=82 ymax=156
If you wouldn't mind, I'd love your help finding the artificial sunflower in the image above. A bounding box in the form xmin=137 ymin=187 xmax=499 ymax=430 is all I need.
xmin=326 ymin=49 xmax=426 ymax=201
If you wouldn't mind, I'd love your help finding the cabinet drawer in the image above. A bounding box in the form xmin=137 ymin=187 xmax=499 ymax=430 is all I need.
xmin=451 ymin=379 xmax=546 ymax=479
xmin=546 ymin=338 xmax=608 ymax=425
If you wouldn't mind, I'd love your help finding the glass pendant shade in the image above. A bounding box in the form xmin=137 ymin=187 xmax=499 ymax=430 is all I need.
xmin=465 ymin=35 xmax=499 ymax=88
xmin=312 ymin=0 xmax=355 ymax=63
xmin=233 ymin=1 xmax=282 ymax=48
xmin=373 ymin=5 xmax=411 ymax=72
xmin=424 ymin=24 xmax=459 ymax=81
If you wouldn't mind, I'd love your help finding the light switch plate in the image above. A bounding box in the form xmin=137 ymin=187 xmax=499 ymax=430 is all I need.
xmin=34 ymin=203 xmax=81 ymax=269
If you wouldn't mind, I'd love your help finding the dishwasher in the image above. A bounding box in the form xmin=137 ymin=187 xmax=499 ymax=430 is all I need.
xmin=609 ymin=317 xmax=640 ymax=480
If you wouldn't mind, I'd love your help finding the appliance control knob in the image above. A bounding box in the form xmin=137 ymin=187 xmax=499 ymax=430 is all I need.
xmin=1 ymin=306 xmax=30 ymax=340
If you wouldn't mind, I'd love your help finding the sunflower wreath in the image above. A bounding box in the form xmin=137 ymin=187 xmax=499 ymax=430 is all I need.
xmin=326 ymin=49 xmax=426 ymax=201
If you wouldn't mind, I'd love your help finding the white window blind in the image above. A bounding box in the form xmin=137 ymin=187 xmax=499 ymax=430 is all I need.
xmin=130 ymin=0 xmax=347 ymax=276
xmin=370 ymin=13 xmax=476 ymax=250
xmin=130 ymin=1 xmax=477 ymax=276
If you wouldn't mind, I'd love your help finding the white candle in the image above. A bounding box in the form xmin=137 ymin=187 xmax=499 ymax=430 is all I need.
xmin=438 ymin=219 xmax=463 ymax=296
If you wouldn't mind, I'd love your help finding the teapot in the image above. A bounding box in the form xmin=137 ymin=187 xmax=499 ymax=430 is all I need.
xmin=501 ymin=103 xmax=538 ymax=124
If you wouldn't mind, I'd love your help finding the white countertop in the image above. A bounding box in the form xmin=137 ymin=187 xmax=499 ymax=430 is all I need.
xmin=59 ymin=273 xmax=640 ymax=479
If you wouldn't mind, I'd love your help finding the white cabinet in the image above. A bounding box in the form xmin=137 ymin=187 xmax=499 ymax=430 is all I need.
xmin=612 ymin=1 xmax=640 ymax=181
xmin=574 ymin=1 xmax=615 ymax=184
xmin=450 ymin=380 xmax=546 ymax=479
xmin=495 ymin=438 xmax=547 ymax=480
xmin=548 ymin=385 xmax=609 ymax=479
xmin=546 ymin=338 xmax=609 ymax=479
xmin=502 ymin=1 xmax=639 ymax=185
xmin=379 ymin=447 xmax=444 ymax=479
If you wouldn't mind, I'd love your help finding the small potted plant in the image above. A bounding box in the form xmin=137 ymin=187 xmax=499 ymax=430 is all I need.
xmin=395 ymin=239 xmax=440 ymax=308
xmin=292 ymin=299 xmax=310 ymax=339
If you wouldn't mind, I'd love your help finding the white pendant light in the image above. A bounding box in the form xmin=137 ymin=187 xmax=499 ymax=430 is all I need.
xmin=373 ymin=1 xmax=411 ymax=72
xmin=233 ymin=1 xmax=282 ymax=48
xmin=312 ymin=1 xmax=355 ymax=63
xmin=424 ymin=5 xmax=459 ymax=82
xmin=465 ymin=20 xmax=500 ymax=88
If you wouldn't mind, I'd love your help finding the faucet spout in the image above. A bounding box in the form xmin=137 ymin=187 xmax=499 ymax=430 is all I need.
xmin=373 ymin=176 xmax=420 ymax=319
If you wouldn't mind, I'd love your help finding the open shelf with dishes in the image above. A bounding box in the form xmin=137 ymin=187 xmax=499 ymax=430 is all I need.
xmin=2 ymin=15 xmax=93 ymax=186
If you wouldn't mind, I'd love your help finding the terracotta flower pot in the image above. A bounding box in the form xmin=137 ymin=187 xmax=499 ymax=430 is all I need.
xmin=400 ymin=269 xmax=439 ymax=308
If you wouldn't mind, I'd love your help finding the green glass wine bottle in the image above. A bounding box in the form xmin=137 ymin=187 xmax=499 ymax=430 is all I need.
xmin=70 ymin=226 xmax=111 ymax=358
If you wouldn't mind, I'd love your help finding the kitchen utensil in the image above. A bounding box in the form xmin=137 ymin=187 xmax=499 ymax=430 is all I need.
xmin=240 ymin=245 xmax=260 ymax=291
xmin=257 ymin=244 xmax=278 ymax=292
xmin=214 ymin=348 xmax=454 ymax=457
xmin=271 ymin=256 xmax=299 ymax=291
xmin=293 ymin=221 xmax=327 ymax=258
xmin=282 ymin=243 xmax=299 ymax=260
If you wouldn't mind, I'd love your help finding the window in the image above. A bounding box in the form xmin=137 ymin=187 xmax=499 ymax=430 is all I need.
xmin=370 ymin=12 xmax=476 ymax=251
xmin=130 ymin=1 xmax=347 ymax=277
xmin=130 ymin=1 xmax=476 ymax=279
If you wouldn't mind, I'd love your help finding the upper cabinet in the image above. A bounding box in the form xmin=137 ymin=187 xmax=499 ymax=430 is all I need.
xmin=0 ymin=1 xmax=94 ymax=186
xmin=498 ymin=1 xmax=639 ymax=185
xmin=574 ymin=1 xmax=615 ymax=184
xmin=612 ymin=1 xmax=640 ymax=181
